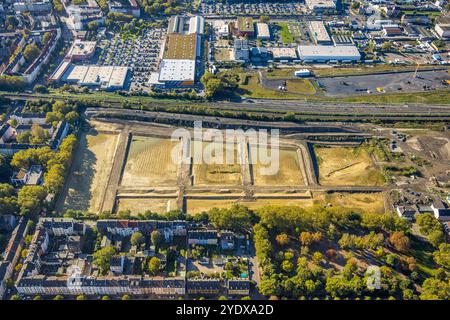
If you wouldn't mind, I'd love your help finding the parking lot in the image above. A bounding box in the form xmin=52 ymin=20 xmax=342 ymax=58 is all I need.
xmin=318 ymin=70 xmax=450 ymax=97
xmin=97 ymin=28 xmax=166 ymax=91
xmin=200 ymin=1 xmax=306 ymax=16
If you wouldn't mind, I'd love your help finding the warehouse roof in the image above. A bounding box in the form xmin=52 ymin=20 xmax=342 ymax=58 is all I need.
xmin=297 ymin=45 xmax=361 ymax=59
xmin=237 ymin=17 xmax=254 ymax=33
xmin=309 ymin=21 xmax=331 ymax=43
xmin=162 ymin=33 xmax=198 ymax=60
xmin=158 ymin=59 xmax=195 ymax=82
xmin=256 ymin=23 xmax=270 ymax=38
xmin=68 ymin=40 xmax=96 ymax=58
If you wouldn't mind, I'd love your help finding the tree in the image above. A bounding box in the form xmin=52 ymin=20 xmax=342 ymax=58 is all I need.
xmin=31 ymin=124 xmax=48 ymax=144
xmin=148 ymin=257 xmax=161 ymax=275
xmin=76 ymin=294 xmax=86 ymax=300
xmin=53 ymin=295 xmax=64 ymax=300
xmin=17 ymin=185 xmax=47 ymax=216
xmin=10 ymin=295 xmax=20 ymax=300
xmin=87 ymin=21 xmax=99 ymax=31
xmin=0 ymin=75 xmax=26 ymax=91
xmin=65 ymin=111 xmax=79 ymax=125
xmin=415 ymin=213 xmax=441 ymax=235
xmin=23 ymin=44 xmax=41 ymax=63
xmin=434 ymin=243 xmax=450 ymax=269
xmin=275 ymin=233 xmax=289 ymax=246
xmin=34 ymin=84 xmax=49 ymax=94
xmin=151 ymin=230 xmax=163 ymax=249
xmin=131 ymin=232 xmax=144 ymax=246
xmin=420 ymin=278 xmax=450 ymax=300
xmin=389 ymin=231 xmax=410 ymax=252
xmin=259 ymin=278 xmax=281 ymax=296
xmin=121 ymin=295 xmax=130 ymax=300
xmin=260 ymin=15 xmax=270 ymax=23
xmin=381 ymin=42 xmax=393 ymax=52
xmin=93 ymin=246 xmax=116 ymax=274
xmin=281 ymin=260 xmax=294 ymax=273
xmin=207 ymin=205 xmax=255 ymax=232
xmin=16 ymin=131 xmax=32 ymax=143
xmin=428 ymin=230 xmax=445 ymax=248
xmin=101 ymin=295 xmax=111 ymax=300
xmin=41 ymin=32 xmax=52 ymax=46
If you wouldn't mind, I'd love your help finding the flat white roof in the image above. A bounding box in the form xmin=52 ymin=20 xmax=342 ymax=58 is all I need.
xmin=310 ymin=21 xmax=331 ymax=42
xmin=68 ymin=39 xmax=96 ymax=57
xmin=297 ymin=45 xmax=361 ymax=59
xmin=305 ymin=0 xmax=336 ymax=9
xmin=65 ymin=65 xmax=89 ymax=82
xmin=65 ymin=65 xmax=128 ymax=88
xmin=270 ymin=47 xmax=297 ymax=59
xmin=158 ymin=59 xmax=195 ymax=82
xmin=51 ymin=60 xmax=71 ymax=81
xmin=256 ymin=23 xmax=270 ymax=38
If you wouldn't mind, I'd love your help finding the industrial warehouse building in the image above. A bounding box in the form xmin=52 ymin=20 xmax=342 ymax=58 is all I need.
xmin=63 ymin=65 xmax=129 ymax=90
xmin=256 ymin=23 xmax=270 ymax=40
xmin=150 ymin=15 xmax=204 ymax=88
xmin=305 ymin=0 xmax=336 ymax=12
xmin=309 ymin=21 xmax=332 ymax=44
xmin=297 ymin=45 xmax=361 ymax=63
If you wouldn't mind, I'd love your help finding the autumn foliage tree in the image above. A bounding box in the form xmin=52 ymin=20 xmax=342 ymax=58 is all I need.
xmin=389 ymin=231 xmax=411 ymax=252
xmin=275 ymin=233 xmax=289 ymax=246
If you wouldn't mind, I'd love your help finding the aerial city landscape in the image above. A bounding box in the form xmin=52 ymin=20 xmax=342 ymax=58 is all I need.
xmin=0 ymin=0 xmax=449 ymax=303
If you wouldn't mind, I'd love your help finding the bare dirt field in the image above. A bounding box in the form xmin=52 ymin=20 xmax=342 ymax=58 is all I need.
xmin=116 ymin=198 xmax=178 ymax=215
xmin=314 ymin=146 xmax=385 ymax=186
xmin=121 ymin=136 xmax=180 ymax=187
xmin=191 ymin=142 xmax=242 ymax=186
xmin=250 ymin=146 xmax=304 ymax=186
xmin=187 ymin=198 xmax=315 ymax=214
xmin=314 ymin=192 xmax=386 ymax=214
xmin=57 ymin=130 xmax=118 ymax=213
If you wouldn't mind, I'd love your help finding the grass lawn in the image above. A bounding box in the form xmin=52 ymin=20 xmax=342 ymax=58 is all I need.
xmin=285 ymin=79 xmax=316 ymax=95
xmin=239 ymin=73 xmax=316 ymax=99
xmin=334 ymin=89 xmax=450 ymax=105
xmin=277 ymin=22 xmax=294 ymax=44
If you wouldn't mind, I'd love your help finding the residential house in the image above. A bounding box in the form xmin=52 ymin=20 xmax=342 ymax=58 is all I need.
xmin=188 ymin=230 xmax=218 ymax=246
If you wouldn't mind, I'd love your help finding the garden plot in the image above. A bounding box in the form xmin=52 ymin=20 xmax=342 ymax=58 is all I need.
xmin=121 ymin=136 xmax=180 ymax=187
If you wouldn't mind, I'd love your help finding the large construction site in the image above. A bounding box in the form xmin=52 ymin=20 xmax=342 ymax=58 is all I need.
xmin=55 ymin=108 xmax=449 ymax=217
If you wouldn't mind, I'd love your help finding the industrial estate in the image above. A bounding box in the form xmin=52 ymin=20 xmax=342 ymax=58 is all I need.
xmin=0 ymin=0 xmax=450 ymax=304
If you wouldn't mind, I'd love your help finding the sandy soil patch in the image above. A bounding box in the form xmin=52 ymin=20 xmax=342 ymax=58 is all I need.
xmin=121 ymin=136 xmax=180 ymax=187
xmin=58 ymin=131 xmax=118 ymax=213
xmin=116 ymin=198 xmax=178 ymax=214
xmin=314 ymin=192 xmax=386 ymax=214
xmin=314 ymin=146 xmax=385 ymax=186
xmin=191 ymin=142 xmax=242 ymax=186
xmin=250 ymin=146 xmax=304 ymax=186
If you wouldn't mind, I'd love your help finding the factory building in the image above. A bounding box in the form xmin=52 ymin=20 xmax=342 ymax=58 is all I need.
xmin=62 ymin=65 xmax=129 ymax=90
xmin=297 ymin=45 xmax=361 ymax=63
xmin=235 ymin=17 xmax=255 ymax=37
xmin=305 ymin=0 xmax=336 ymax=12
xmin=256 ymin=23 xmax=270 ymax=40
xmin=233 ymin=39 xmax=250 ymax=62
xmin=168 ymin=15 xmax=204 ymax=35
xmin=150 ymin=15 xmax=204 ymax=88
xmin=309 ymin=21 xmax=332 ymax=45
xmin=67 ymin=40 xmax=96 ymax=61
xmin=435 ymin=23 xmax=450 ymax=39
